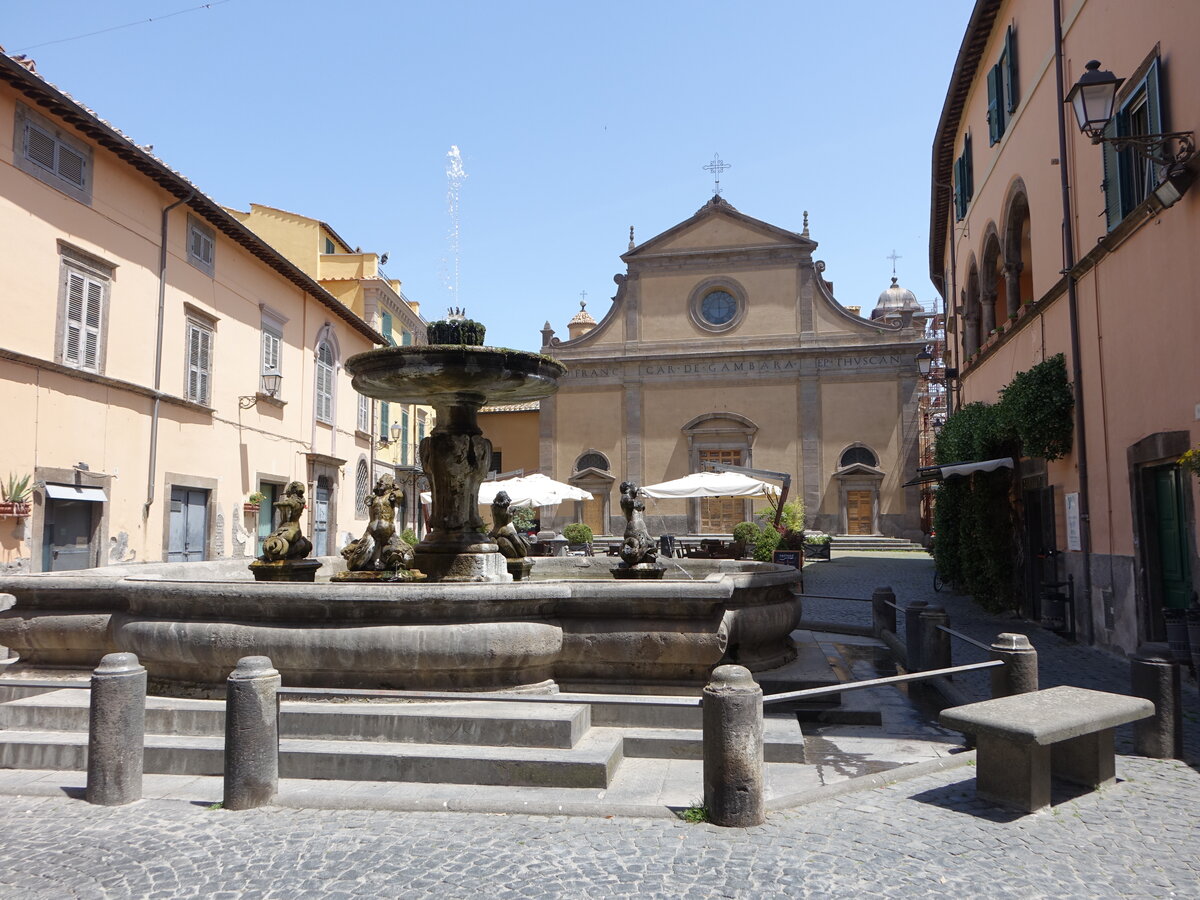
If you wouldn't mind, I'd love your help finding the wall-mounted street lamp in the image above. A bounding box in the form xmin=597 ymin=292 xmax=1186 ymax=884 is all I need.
xmin=1065 ymin=59 xmax=1196 ymax=207
xmin=238 ymin=368 xmax=282 ymax=409
xmin=377 ymin=421 xmax=403 ymax=450
xmin=916 ymin=346 xmax=934 ymax=377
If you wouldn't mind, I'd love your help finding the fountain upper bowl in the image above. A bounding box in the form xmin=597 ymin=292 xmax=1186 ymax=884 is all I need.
xmin=346 ymin=346 xmax=566 ymax=406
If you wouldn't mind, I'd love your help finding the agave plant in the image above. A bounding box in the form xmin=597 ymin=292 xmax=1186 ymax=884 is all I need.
xmin=1 ymin=473 xmax=31 ymax=503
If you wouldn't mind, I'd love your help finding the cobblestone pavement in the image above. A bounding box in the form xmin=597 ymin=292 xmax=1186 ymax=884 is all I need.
xmin=0 ymin=551 xmax=1196 ymax=899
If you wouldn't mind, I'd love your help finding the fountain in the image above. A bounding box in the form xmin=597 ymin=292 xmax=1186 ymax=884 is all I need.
xmin=0 ymin=333 xmax=803 ymax=694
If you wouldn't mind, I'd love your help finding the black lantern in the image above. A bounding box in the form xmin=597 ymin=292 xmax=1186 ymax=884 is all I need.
xmin=1065 ymin=60 xmax=1123 ymax=141
xmin=916 ymin=347 xmax=934 ymax=377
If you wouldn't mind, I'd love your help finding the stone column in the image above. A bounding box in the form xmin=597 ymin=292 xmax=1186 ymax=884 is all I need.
xmin=1002 ymin=262 xmax=1023 ymax=319
xmin=702 ymin=665 xmax=764 ymax=828
xmin=1131 ymin=643 xmax=1182 ymax=759
xmin=980 ymin=288 xmax=996 ymax=336
xmin=918 ymin=605 xmax=950 ymax=671
xmin=871 ymin=587 xmax=897 ymax=639
xmin=223 ymin=656 xmax=281 ymax=811
xmin=963 ymin=311 xmax=980 ymax=357
xmin=990 ymin=633 xmax=1038 ymax=698
xmin=905 ymin=600 xmax=928 ymax=671
xmin=86 ymin=652 xmax=147 ymax=806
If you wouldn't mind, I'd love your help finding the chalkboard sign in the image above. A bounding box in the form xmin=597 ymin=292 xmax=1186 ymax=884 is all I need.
xmin=772 ymin=550 xmax=801 ymax=569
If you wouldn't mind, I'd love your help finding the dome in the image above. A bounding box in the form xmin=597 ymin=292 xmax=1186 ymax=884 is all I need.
xmin=569 ymin=302 xmax=596 ymax=327
xmin=871 ymin=276 xmax=922 ymax=321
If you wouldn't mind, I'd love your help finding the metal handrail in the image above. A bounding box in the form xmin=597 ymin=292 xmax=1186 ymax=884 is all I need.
xmin=800 ymin=593 xmax=871 ymax=602
xmin=936 ymin=625 xmax=993 ymax=652
xmin=278 ymin=685 xmax=702 ymax=707
xmin=0 ymin=678 xmax=90 ymax=690
xmin=762 ymin=659 xmax=1003 ymax=705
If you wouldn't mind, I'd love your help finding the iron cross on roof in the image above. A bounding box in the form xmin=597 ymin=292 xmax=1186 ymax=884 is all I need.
xmin=887 ymin=249 xmax=903 ymax=276
xmin=703 ymin=153 xmax=732 ymax=196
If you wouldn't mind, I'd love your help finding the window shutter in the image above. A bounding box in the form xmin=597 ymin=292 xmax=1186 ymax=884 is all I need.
xmin=1101 ymin=118 xmax=1122 ymax=231
xmin=963 ymin=133 xmax=974 ymax=200
xmin=64 ymin=271 xmax=85 ymax=364
xmin=1144 ymin=58 xmax=1163 ymax=186
xmin=381 ymin=312 xmax=394 ymax=346
xmin=57 ymin=144 xmax=86 ymax=187
xmin=380 ymin=402 xmax=390 ymax=440
xmin=25 ymin=122 xmax=56 ymax=170
xmin=401 ymin=410 xmax=410 ymax=465
xmin=187 ymin=322 xmax=212 ymax=404
xmin=987 ymin=64 xmax=1003 ymax=145
xmin=1004 ymin=26 xmax=1019 ymax=114
xmin=83 ymin=279 xmax=102 ymax=369
xmin=401 ymin=330 xmax=412 ymax=346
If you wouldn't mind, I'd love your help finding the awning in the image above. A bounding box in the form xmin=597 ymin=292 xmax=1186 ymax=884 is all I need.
xmin=640 ymin=471 xmax=773 ymax=499
xmin=420 ymin=473 xmax=592 ymax=508
xmin=43 ymin=483 xmax=108 ymax=502
xmin=902 ymin=457 xmax=1014 ymax=487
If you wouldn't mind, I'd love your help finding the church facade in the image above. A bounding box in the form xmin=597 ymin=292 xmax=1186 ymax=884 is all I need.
xmin=539 ymin=196 xmax=929 ymax=539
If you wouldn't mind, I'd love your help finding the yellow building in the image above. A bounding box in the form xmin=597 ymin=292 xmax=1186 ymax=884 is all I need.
xmin=0 ymin=53 xmax=384 ymax=571
xmin=541 ymin=196 xmax=929 ymax=539
xmin=227 ymin=204 xmax=433 ymax=536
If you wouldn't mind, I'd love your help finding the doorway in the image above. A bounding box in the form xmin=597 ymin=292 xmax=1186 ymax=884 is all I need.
xmin=256 ymin=482 xmax=281 ymax=556
xmin=41 ymin=499 xmax=94 ymax=571
xmin=168 ymin=487 xmax=208 ymax=562
xmin=698 ymin=448 xmax=745 ymax=533
xmin=312 ymin=475 xmax=331 ymax=557
xmin=847 ymin=490 xmax=873 ymax=535
xmin=1150 ymin=465 xmax=1193 ymax=613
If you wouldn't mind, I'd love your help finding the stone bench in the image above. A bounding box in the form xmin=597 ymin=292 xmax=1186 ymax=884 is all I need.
xmin=939 ymin=685 xmax=1154 ymax=812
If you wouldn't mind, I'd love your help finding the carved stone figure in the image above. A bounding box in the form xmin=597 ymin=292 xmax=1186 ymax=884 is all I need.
xmin=489 ymin=491 xmax=532 ymax=560
xmin=259 ymin=481 xmax=313 ymax=561
xmin=618 ymin=481 xmax=658 ymax=568
xmin=341 ymin=474 xmax=415 ymax=571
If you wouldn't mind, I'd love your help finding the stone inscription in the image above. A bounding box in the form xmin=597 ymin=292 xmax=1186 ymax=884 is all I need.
xmin=563 ymin=353 xmax=905 ymax=379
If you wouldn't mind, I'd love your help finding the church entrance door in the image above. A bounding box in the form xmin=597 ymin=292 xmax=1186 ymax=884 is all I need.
xmin=581 ymin=496 xmax=606 ymax=536
xmin=698 ymin=448 xmax=745 ymax=533
xmin=847 ymin=490 xmax=873 ymax=535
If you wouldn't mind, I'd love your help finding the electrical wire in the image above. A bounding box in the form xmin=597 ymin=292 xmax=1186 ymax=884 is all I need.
xmin=18 ymin=1 xmax=233 ymax=53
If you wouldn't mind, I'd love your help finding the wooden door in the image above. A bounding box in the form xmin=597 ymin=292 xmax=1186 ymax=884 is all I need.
xmin=847 ymin=490 xmax=873 ymax=535
xmin=581 ymin=496 xmax=606 ymax=536
xmin=699 ymin=448 xmax=743 ymax=533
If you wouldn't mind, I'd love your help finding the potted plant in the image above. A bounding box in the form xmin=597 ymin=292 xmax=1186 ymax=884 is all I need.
xmin=0 ymin=473 xmax=32 ymax=517
xmin=245 ymin=491 xmax=266 ymax=514
xmin=1179 ymin=446 xmax=1200 ymax=477
xmin=730 ymin=521 xmax=760 ymax=559
xmin=562 ymin=522 xmax=593 ymax=553
xmin=802 ymin=532 xmax=832 ymax=560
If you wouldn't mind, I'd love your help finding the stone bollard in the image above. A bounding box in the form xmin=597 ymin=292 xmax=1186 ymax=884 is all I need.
xmin=223 ymin=656 xmax=281 ymax=810
xmin=871 ymin=587 xmax=897 ymax=639
xmin=86 ymin=652 xmax=147 ymax=806
xmin=1131 ymin=643 xmax=1182 ymax=760
xmin=905 ymin=600 xmax=928 ymax=671
xmin=989 ymin=633 xmax=1039 ymax=698
xmin=702 ymin=664 xmax=764 ymax=828
xmin=918 ymin=606 xmax=951 ymax=671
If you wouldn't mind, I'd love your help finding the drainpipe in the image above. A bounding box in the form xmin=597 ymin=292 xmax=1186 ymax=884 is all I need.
xmin=1053 ymin=0 xmax=1094 ymax=635
xmin=144 ymin=192 xmax=193 ymax=518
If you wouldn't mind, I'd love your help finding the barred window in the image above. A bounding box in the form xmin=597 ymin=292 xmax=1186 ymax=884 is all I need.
xmin=355 ymin=458 xmax=370 ymax=520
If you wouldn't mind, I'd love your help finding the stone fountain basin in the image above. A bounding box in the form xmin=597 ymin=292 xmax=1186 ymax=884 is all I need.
xmin=347 ymin=346 xmax=567 ymax=405
xmin=0 ymin=557 xmax=801 ymax=693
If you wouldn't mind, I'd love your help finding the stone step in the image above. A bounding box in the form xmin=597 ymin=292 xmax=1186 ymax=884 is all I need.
xmin=830 ymin=536 xmax=926 ymax=551
xmin=0 ymin=691 xmax=589 ymax=750
xmin=0 ymin=729 xmax=624 ymax=789
xmin=599 ymin=715 xmax=805 ymax=763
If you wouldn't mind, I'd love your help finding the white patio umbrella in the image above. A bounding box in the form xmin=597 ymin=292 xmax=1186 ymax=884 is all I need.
xmin=639 ymin=471 xmax=773 ymax=499
xmin=421 ymin=473 xmax=592 ymax=508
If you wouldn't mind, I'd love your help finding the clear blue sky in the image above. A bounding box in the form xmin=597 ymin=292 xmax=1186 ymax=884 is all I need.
xmin=5 ymin=1 xmax=974 ymax=352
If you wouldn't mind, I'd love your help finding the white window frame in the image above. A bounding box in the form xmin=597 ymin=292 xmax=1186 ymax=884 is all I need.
xmin=187 ymin=215 xmax=216 ymax=276
xmin=185 ymin=314 xmax=215 ymax=406
xmin=15 ymin=104 xmax=92 ymax=203
xmin=357 ymin=393 xmax=370 ymax=434
xmin=315 ymin=340 xmax=335 ymax=425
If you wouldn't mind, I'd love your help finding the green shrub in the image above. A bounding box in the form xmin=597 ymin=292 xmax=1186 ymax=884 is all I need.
xmin=562 ymin=523 xmax=593 ymax=544
xmin=426 ymin=318 xmax=486 ymax=346
xmin=756 ymin=497 xmax=804 ymax=532
xmin=400 ymin=528 xmax=418 ymax=546
xmin=510 ymin=505 xmax=536 ymax=532
xmin=751 ymin=526 xmax=781 ymax=561
xmin=732 ymin=521 xmax=760 ymax=543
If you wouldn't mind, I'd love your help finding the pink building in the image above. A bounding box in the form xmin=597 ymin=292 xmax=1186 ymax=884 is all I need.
xmin=930 ymin=0 xmax=1200 ymax=653
xmin=0 ymin=53 xmax=384 ymax=572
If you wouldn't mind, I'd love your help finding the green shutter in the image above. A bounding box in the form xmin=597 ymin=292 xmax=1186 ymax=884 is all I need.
xmin=987 ymin=64 xmax=1003 ymax=145
xmin=380 ymin=401 xmax=390 ymax=441
xmin=381 ymin=312 xmax=394 ymax=346
xmin=1101 ymin=118 xmax=1122 ymax=231
xmin=1004 ymin=26 xmax=1019 ymax=114
xmin=401 ymin=410 xmax=410 ymax=465
xmin=964 ymin=133 xmax=974 ymax=200
xmin=1144 ymin=58 xmax=1163 ymax=187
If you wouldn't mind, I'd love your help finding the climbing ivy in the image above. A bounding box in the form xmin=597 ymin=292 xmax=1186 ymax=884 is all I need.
xmin=932 ymin=356 xmax=1073 ymax=612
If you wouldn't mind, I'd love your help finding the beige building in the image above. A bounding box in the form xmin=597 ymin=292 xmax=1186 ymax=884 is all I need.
xmin=0 ymin=53 xmax=384 ymax=572
xmin=228 ymin=204 xmax=431 ymax=536
xmin=930 ymin=0 xmax=1200 ymax=652
xmin=541 ymin=196 xmax=929 ymax=539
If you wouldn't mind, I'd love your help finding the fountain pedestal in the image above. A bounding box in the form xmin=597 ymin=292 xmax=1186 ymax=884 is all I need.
xmin=346 ymin=346 xmax=567 ymax=583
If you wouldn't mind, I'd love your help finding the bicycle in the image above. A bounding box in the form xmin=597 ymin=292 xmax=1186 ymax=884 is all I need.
xmin=933 ymin=567 xmax=944 ymax=593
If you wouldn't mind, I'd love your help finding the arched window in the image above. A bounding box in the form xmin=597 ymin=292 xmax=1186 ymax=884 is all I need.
xmin=315 ymin=340 xmax=334 ymax=423
xmin=575 ymin=451 xmax=610 ymax=472
xmin=840 ymin=446 xmax=878 ymax=468
xmin=354 ymin=458 xmax=370 ymax=520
